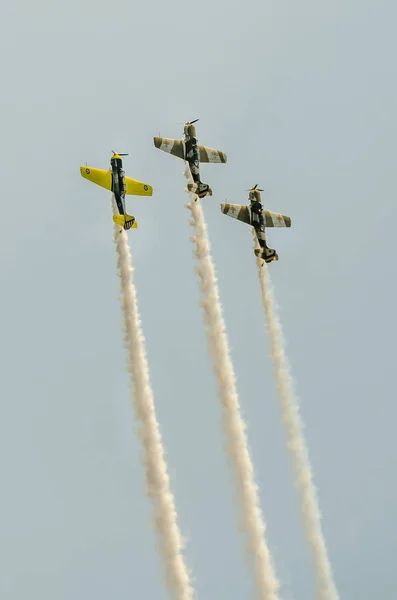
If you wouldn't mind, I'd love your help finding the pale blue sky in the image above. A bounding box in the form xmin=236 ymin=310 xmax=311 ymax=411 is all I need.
xmin=0 ymin=1 xmax=396 ymax=598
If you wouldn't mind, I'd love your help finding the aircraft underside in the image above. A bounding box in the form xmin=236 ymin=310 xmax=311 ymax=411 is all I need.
xmin=185 ymin=139 xmax=212 ymax=198
xmin=112 ymin=170 xmax=137 ymax=230
xmin=254 ymin=227 xmax=279 ymax=263
xmin=153 ymin=121 xmax=226 ymax=201
xmin=220 ymin=199 xmax=289 ymax=264
xmin=80 ymin=152 xmax=152 ymax=231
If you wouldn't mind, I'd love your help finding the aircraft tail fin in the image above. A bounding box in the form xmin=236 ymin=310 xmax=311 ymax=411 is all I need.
xmin=112 ymin=213 xmax=138 ymax=230
xmin=187 ymin=181 xmax=213 ymax=198
xmin=254 ymin=246 xmax=278 ymax=263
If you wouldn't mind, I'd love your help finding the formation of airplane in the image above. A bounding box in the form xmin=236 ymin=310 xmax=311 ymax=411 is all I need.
xmin=221 ymin=185 xmax=291 ymax=264
xmin=80 ymin=122 xmax=291 ymax=261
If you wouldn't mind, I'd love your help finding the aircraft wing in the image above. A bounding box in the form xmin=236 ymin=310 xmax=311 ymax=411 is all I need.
xmin=198 ymin=145 xmax=227 ymax=164
xmin=220 ymin=203 xmax=251 ymax=224
xmin=125 ymin=177 xmax=153 ymax=196
xmin=80 ymin=166 xmax=112 ymax=191
xmin=263 ymin=210 xmax=291 ymax=227
xmin=153 ymin=137 xmax=185 ymax=159
xmin=221 ymin=204 xmax=291 ymax=228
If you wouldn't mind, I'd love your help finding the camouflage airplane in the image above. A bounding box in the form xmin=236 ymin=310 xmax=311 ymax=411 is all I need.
xmin=153 ymin=119 xmax=227 ymax=198
xmin=80 ymin=152 xmax=153 ymax=230
xmin=220 ymin=185 xmax=291 ymax=264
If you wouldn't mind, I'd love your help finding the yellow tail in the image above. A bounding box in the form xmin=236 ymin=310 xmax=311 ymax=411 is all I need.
xmin=112 ymin=213 xmax=138 ymax=230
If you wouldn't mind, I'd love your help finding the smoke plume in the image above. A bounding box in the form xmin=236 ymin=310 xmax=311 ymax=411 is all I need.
xmin=254 ymin=235 xmax=339 ymax=600
xmin=113 ymin=200 xmax=195 ymax=600
xmin=185 ymin=176 xmax=281 ymax=600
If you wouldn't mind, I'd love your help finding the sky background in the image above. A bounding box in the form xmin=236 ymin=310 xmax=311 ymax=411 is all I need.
xmin=0 ymin=1 xmax=396 ymax=598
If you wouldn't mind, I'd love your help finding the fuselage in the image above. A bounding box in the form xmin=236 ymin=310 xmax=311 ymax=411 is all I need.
xmin=183 ymin=123 xmax=211 ymax=198
xmin=184 ymin=124 xmax=200 ymax=184
xmin=249 ymin=190 xmax=267 ymax=245
xmin=110 ymin=155 xmax=126 ymax=215
xmin=249 ymin=189 xmax=278 ymax=262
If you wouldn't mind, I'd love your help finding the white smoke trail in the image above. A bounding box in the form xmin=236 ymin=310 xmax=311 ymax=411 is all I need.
xmin=112 ymin=200 xmax=195 ymax=600
xmin=254 ymin=235 xmax=339 ymax=600
xmin=184 ymin=172 xmax=281 ymax=600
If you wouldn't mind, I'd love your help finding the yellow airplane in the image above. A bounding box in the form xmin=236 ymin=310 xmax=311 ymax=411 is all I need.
xmin=80 ymin=152 xmax=153 ymax=230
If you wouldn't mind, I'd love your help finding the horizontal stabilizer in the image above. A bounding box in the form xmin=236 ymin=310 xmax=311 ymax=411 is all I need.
xmin=153 ymin=137 xmax=185 ymax=159
xmin=187 ymin=182 xmax=212 ymax=197
xmin=198 ymin=145 xmax=227 ymax=164
xmin=255 ymin=247 xmax=279 ymax=263
xmin=125 ymin=177 xmax=153 ymax=196
xmin=80 ymin=166 xmax=112 ymax=191
xmin=113 ymin=213 xmax=138 ymax=230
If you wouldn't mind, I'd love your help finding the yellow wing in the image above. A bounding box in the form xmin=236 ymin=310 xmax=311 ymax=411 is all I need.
xmin=80 ymin=166 xmax=112 ymax=191
xmin=125 ymin=177 xmax=153 ymax=196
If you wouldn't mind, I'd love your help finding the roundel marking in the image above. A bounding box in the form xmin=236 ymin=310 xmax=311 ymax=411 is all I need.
xmin=86 ymin=168 xmax=90 ymax=174
xmin=144 ymin=184 xmax=148 ymax=191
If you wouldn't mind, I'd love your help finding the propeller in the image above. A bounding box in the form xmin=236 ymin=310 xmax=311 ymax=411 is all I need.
xmin=112 ymin=150 xmax=129 ymax=156
xmin=246 ymin=184 xmax=264 ymax=192
xmin=176 ymin=119 xmax=199 ymax=126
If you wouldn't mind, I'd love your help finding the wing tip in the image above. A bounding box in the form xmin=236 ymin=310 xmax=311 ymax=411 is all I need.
xmin=80 ymin=165 xmax=95 ymax=181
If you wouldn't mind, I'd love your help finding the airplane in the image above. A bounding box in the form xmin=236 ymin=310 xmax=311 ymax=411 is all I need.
xmin=220 ymin=185 xmax=291 ymax=264
xmin=80 ymin=152 xmax=153 ymax=230
xmin=153 ymin=119 xmax=227 ymax=199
